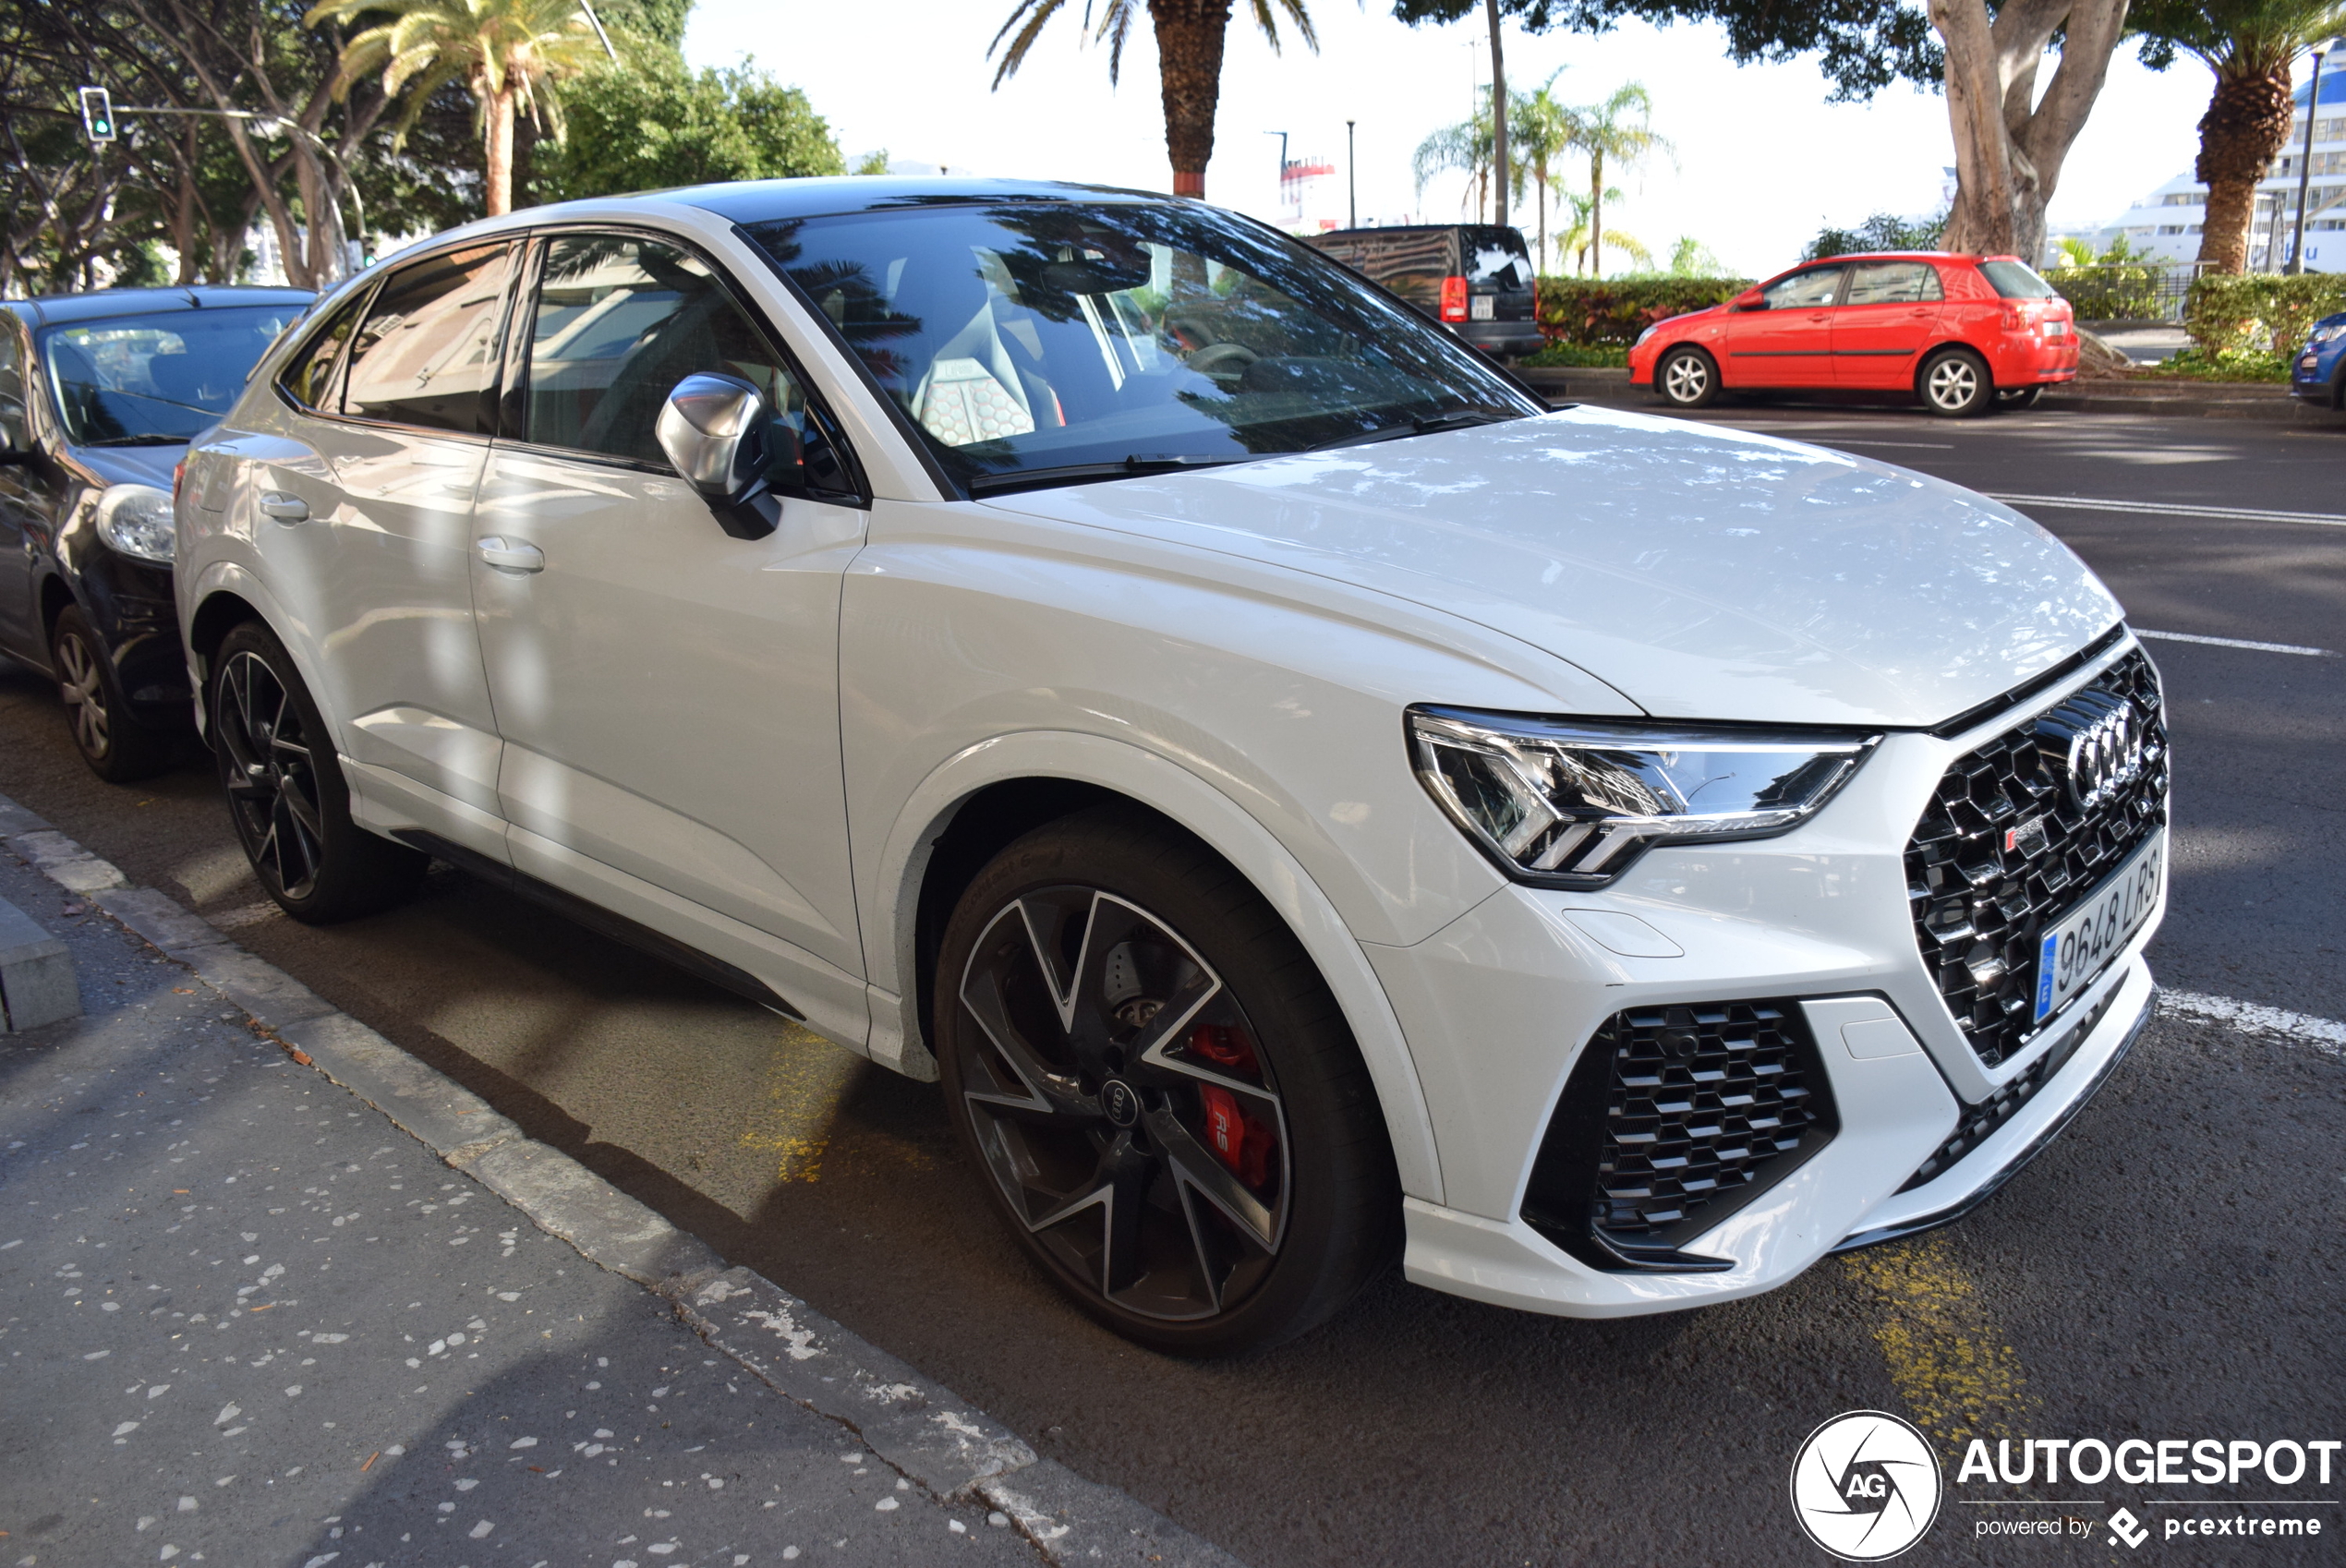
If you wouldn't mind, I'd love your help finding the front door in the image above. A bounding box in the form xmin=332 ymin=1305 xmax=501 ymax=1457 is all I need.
xmin=1832 ymin=261 xmax=1945 ymax=389
xmin=250 ymin=240 xmax=516 ymax=861
xmin=1723 ymin=263 xmax=1844 ymax=388
xmin=0 ymin=320 xmax=48 ymax=661
xmin=468 ymin=230 xmax=871 ymax=1044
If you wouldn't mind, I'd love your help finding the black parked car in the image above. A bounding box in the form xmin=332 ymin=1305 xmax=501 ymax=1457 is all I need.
xmin=1306 ymin=223 xmax=1545 ymax=360
xmin=0 ymin=286 xmax=311 ymax=779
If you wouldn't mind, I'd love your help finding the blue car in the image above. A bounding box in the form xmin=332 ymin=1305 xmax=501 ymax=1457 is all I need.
xmin=2292 ymin=310 xmax=2346 ymax=407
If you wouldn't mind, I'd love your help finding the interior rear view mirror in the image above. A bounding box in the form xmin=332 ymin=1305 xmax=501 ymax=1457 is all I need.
xmin=655 ymin=372 xmax=801 ymax=540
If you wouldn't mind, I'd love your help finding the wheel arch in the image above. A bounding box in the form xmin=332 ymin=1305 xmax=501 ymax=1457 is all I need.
xmin=873 ymin=732 xmax=1446 ymax=1205
xmin=180 ymin=565 xmax=328 ymax=745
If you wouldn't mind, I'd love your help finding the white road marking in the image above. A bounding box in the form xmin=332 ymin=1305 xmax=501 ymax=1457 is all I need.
xmin=2164 ymin=990 xmax=2346 ymax=1058
xmin=1818 ymin=439 xmax=1956 ymax=451
xmin=1989 ymin=492 xmax=2346 ymax=527
xmin=2136 ymin=629 xmax=2339 ymax=657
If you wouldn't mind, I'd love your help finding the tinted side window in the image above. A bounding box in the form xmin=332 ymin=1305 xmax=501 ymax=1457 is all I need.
xmin=1762 ymin=267 xmax=1845 ymax=310
xmin=343 ymin=243 xmax=514 ymax=433
xmin=1844 ymin=262 xmax=1944 ymax=306
xmin=1979 ymin=260 xmax=2061 ymax=299
xmin=523 ymin=233 xmax=854 ymax=494
xmin=277 ymin=291 xmax=369 ymax=412
xmin=1462 ymin=227 xmax=1531 ymax=289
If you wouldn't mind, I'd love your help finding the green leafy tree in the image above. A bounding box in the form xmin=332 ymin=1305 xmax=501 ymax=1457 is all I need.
xmin=987 ymin=0 xmax=1318 ymax=199
xmin=1665 ymin=234 xmax=1722 ymax=274
xmin=535 ymin=54 xmax=844 ymax=199
xmin=2134 ymin=0 xmax=2346 ymax=273
xmin=1566 ymin=82 xmax=1666 ymax=278
xmin=1802 ymin=209 xmax=1946 ymax=260
xmin=308 ymin=0 xmax=611 ymax=216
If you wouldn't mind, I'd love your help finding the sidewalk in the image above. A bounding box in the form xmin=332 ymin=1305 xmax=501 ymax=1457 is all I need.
xmin=0 ymin=807 xmax=1239 ymax=1568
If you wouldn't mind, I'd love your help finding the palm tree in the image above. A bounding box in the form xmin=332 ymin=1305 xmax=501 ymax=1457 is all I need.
xmin=1516 ymin=71 xmax=1581 ymax=272
xmin=1555 ymin=187 xmax=1651 ymax=275
xmin=1412 ymin=86 xmax=1538 ymax=224
xmin=2132 ymin=1 xmax=2346 ymax=273
xmin=307 ymin=0 xmax=610 ymax=216
xmin=988 ymin=0 xmax=1316 ymax=199
xmin=1565 ymin=83 xmax=1669 ymax=279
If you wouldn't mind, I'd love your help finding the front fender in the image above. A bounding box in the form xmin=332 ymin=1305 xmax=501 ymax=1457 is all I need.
xmin=867 ymin=729 xmax=1448 ymax=1206
xmin=179 ymin=560 xmax=338 ymax=749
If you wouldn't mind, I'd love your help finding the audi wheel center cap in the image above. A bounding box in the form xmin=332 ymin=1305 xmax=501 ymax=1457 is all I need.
xmin=1101 ymin=1079 xmax=1142 ymax=1128
xmin=1789 ymin=1410 xmax=1942 ymax=1561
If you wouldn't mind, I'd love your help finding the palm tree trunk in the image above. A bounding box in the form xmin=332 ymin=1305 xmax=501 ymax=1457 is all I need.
xmin=1485 ymin=0 xmax=1507 ymax=228
xmin=2195 ymin=64 xmax=2295 ymax=276
xmin=1536 ymin=157 xmax=1548 ymax=271
xmin=1590 ymin=150 xmax=1604 ymax=278
xmin=485 ymin=84 xmax=518 ymax=217
xmin=1151 ymin=0 xmax=1233 ymax=198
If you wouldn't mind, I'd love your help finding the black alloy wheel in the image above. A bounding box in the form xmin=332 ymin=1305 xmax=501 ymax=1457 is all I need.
xmin=1994 ymin=385 xmax=2044 ymax=410
xmin=936 ymin=807 xmax=1397 ymax=1354
xmin=1655 ymin=345 xmax=1720 ymax=408
xmin=51 ymin=604 xmax=170 ymax=782
xmin=1919 ymin=346 xmax=1993 ymax=416
xmin=210 ymin=621 xmax=424 ymax=923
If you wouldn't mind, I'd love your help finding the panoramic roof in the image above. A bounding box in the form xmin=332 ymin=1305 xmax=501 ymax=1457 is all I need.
xmin=668 ymin=175 xmax=1169 ymax=224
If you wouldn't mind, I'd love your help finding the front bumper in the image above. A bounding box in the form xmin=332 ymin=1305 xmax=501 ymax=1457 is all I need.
xmin=1366 ymin=635 xmax=2164 ymax=1316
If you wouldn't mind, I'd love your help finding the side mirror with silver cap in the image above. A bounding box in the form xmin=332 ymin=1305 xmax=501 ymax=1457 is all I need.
xmin=654 ymin=372 xmax=804 ymax=541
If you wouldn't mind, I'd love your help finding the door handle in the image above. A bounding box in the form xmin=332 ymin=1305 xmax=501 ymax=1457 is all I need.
xmin=258 ymin=491 xmax=309 ymax=524
xmin=477 ymin=536 xmax=544 ymax=573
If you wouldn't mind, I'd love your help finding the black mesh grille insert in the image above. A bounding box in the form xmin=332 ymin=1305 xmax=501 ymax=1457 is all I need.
xmin=1523 ymin=1000 xmax=1838 ymax=1269
xmin=1905 ymin=649 xmax=2168 ymax=1068
xmin=1896 ymin=980 xmax=2122 ymax=1191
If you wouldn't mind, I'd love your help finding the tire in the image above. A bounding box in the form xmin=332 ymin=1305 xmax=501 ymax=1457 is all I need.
xmin=933 ymin=804 xmax=1399 ymax=1355
xmin=1653 ymin=345 xmax=1720 ymax=409
xmin=51 ymin=604 xmax=173 ymax=783
xmin=1994 ymin=385 xmax=2043 ymax=411
xmin=1919 ymin=347 xmax=1993 ymax=416
xmin=209 ymin=620 xmax=426 ymax=923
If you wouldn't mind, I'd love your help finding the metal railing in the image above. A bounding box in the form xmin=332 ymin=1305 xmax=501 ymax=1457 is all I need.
xmin=2040 ymin=260 xmax=2215 ymax=324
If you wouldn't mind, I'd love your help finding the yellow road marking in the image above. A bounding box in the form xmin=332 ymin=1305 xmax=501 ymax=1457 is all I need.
xmin=1841 ymin=1236 xmax=2037 ymax=1447
xmin=738 ymin=1022 xmax=864 ymax=1183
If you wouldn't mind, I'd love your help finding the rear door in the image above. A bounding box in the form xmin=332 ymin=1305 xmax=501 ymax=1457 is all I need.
xmin=1461 ymin=225 xmax=1536 ymax=325
xmin=467 ymin=228 xmax=871 ymax=1043
xmin=1831 ymin=260 xmax=1943 ymax=388
xmin=1724 ymin=263 xmax=1844 ymax=388
xmin=248 ymin=240 xmax=517 ymax=862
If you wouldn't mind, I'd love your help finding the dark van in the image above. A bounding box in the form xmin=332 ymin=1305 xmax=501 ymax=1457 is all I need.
xmin=1307 ymin=224 xmax=1544 ymax=360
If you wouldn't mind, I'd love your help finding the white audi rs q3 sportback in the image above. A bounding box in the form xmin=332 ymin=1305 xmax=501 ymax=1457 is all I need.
xmin=175 ymin=179 xmax=2168 ymax=1353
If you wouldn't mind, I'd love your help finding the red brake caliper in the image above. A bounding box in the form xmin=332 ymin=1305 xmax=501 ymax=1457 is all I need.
xmin=1191 ymin=1025 xmax=1273 ymax=1188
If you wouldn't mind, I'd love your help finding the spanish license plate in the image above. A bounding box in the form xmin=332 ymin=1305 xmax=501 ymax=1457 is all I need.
xmin=2034 ymin=833 xmax=2164 ymax=1024
xmin=1470 ymin=295 xmax=1495 ymax=320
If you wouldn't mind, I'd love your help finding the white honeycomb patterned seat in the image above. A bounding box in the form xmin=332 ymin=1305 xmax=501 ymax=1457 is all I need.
xmin=916 ymin=357 xmax=1036 ymax=447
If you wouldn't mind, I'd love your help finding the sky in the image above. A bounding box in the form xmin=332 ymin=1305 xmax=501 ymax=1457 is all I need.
xmin=683 ymin=2 xmax=2225 ymax=275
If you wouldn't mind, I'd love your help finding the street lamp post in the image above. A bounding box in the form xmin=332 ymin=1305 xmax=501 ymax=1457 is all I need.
xmin=2286 ymin=40 xmax=2340 ymax=275
xmin=1346 ymin=119 xmax=1357 ymax=229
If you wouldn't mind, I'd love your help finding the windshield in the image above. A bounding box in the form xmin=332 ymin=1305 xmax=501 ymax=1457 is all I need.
xmin=1978 ymin=260 xmax=2061 ymax=300
xmin=42 ymin=306 xmax=303 ymax=446
xmin=744 ymin=200 xmax=1537 ymax=490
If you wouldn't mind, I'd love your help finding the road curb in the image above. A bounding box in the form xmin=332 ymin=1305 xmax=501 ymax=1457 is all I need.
xmin=0 ymin=789 xmax=1246 ymax=1568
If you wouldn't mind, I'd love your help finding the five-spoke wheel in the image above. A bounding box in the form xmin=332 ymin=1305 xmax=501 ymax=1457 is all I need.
xmin=936 ymin=806 xmax=1397 ymax=1353
xmin=210 ymin=621 xmax=424 ymax=923
xmin=1655 ymin=345 xmax=1720 ymax=409
xmin=51 ymin=604 xmax=170 ymax=782
xmin=1920 ymin=347 xmax=1992 ymax=416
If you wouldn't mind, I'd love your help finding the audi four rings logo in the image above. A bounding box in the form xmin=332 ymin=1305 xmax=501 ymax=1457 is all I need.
xmin=1790 ymin=1411 xmax=1944 ymax=1561
xmin=2039 ymin=690 xmax=2145 ymax=812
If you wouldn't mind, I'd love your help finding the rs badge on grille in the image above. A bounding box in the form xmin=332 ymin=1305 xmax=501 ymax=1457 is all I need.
xmin=2004 ymin=814 xmax=2050 ymax=858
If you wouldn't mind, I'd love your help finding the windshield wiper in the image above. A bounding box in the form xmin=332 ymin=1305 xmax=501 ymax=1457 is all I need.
xmin=964 ymin=453 xmax=1259 ymax=497
xmin=80 ymin=434 xmax=188 ymax=448
xmin=1307 ymin=410 xmax=1522 ymax=452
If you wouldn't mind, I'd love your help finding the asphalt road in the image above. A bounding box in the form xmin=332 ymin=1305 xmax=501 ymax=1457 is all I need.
xmin=1 ymin=403 xmax=2340 ymax=1567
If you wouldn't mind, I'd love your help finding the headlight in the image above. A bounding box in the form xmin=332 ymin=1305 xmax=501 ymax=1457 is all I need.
xmin=1633 ymin=324 xmax=1658 ymax=347
xmin=2310 ymin=322 xmax=2346 ymax=346
xmin=94 ymin=484 xmax=175 ymax=564
xmin=1409 ymin=707 xmax=1880 ymax=887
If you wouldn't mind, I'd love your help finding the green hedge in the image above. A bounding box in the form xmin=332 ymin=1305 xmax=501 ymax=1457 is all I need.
xmin=1536 ymin=277 xmax=1751 ymax=346
xmin=2183 ymin=273 xmax=2346 ymax=356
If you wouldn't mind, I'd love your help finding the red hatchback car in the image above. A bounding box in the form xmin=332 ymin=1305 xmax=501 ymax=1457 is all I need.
xmin=1626 ymin=252 xmax=2078 ymax=416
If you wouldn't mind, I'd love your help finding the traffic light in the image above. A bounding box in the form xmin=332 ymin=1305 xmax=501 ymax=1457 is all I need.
xmin=79 ymin=87 xmax=116 ymax=145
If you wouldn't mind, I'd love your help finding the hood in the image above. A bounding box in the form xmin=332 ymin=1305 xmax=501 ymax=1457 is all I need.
xmin=68 ymin=441 xmax=183 ymax=490
xmin=986 ymin=407 xmax=2122 ymax=729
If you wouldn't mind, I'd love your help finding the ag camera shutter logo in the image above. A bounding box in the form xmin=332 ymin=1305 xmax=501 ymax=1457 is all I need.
xmin=1790 ymin=1410 xmax=1943 ymax=1561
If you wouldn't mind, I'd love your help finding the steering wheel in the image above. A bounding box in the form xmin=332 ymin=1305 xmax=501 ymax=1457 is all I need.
xmin=1187 ymin=343 xmax=1259 ymax=380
